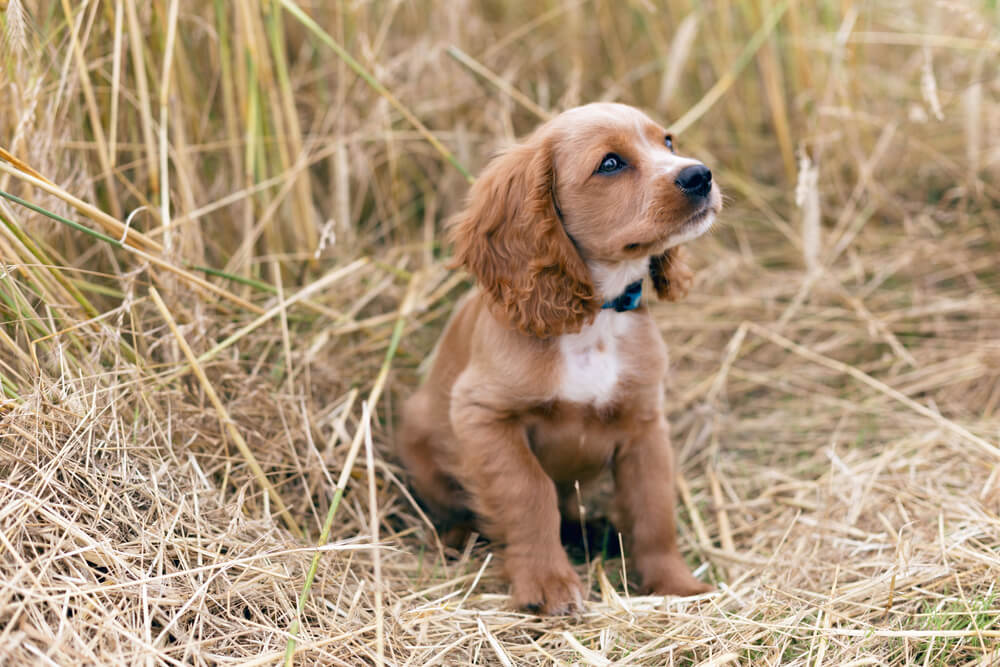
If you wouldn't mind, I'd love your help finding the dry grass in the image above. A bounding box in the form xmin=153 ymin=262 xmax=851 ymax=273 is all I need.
xmin=1 ymin=1 xmax=999 ymax=664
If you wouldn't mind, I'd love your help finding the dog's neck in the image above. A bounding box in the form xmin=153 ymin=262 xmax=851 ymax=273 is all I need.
xmin=589 ymin=257 xmax=650 ymax=303
xmin=602 ymin=279 xmax=643 ymax=312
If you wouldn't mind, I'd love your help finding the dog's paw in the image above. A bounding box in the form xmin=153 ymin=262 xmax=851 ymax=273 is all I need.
xmin=508 ymin=554 xmax=584 ymax=615
xmin=636 ymin=552 xmax=713 ymax=597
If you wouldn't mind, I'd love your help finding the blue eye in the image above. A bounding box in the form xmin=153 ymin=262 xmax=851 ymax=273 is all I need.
xmin=597 ymin=153 xmax=626 ymax=174
xmin=665 ymin=135 xmax=674 ymax=151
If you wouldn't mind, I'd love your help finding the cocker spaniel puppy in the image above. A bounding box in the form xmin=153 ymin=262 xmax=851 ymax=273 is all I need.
xmin=398 ymin=103 xmax=721 ymax=614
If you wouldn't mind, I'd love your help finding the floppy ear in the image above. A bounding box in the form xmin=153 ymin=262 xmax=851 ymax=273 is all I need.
xmin=448 ymin=133 xmax=598 ymax=338
xmin=649 ymin=245 xmax=694 ymax=302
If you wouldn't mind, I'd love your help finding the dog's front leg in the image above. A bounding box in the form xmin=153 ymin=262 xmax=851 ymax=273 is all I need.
xmin=613 ymin=416 xmax=712 ymax=596
xmin=451 ymin=381 xmax=582 ymax=614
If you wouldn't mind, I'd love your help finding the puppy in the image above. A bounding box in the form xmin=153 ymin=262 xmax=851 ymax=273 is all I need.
xmin=398 ymin=103 xmax=721 ymax=613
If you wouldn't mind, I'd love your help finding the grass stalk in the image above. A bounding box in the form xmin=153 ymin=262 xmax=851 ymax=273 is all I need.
xmin=0 ymin=174 xmax=263 ymax=313
xmin=59 ymin=0 xmax=122 ymax=220
xmin=283 ymin=274 xmax=417 ymax=665
xmin=124 ymin=0 xmax=159 ymax=195
xmin=667 ymin=0 xmax=796 ymax=135
xmin=150 ymin=286 xmax=304 ymax=539
xmin=446 ymin=45 xmax=551 ymax=121
xmin=276 ymin=0 xmax=473 ymax=183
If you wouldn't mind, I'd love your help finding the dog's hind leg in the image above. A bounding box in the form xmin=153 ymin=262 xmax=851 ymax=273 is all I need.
xmin=397 ymin=391 xmax=474 ymax=548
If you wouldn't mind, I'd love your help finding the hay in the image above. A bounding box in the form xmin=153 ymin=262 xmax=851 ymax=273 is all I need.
xmin=1 ymin=1 xmax=998 ymax=664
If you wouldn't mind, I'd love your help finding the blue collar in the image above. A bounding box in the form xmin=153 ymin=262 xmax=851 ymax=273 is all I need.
xmin=601 ymin=279 xmax=643 ymax=312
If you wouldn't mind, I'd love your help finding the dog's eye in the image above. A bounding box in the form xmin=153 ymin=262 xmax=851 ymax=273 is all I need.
xmin=596 ymin=153 xmax=626 ymax=174
xmin=664 ymin=135 xmax=674 ymax=152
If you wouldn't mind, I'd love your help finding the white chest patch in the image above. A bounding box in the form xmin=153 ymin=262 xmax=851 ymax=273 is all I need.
xmin=556 ymin=310 xmax=634 ymax=407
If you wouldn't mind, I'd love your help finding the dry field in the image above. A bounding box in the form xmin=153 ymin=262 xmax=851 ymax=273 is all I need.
xmin=1 ymin=1 xmax=999 ymax=664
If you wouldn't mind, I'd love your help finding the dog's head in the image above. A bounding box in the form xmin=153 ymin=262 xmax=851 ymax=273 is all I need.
xmin=449 ymin=102 xmax=721 ymax=338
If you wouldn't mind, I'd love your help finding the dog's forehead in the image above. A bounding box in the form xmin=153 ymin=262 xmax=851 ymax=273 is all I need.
xmin=554 ymin=103 xmax=662 ymax=137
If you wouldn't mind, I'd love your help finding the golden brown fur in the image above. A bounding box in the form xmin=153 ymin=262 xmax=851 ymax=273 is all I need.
xmin=397 ymin=103 xmax=722 ymax=614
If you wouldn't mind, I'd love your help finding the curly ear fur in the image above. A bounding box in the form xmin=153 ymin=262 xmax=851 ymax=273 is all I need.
xmin=649 ymin=245 xmax=695 ymax=302
xmin=448 ymin=134 xmax=598 ymax=338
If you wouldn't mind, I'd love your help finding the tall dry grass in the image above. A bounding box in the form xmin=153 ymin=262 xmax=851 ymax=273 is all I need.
xmin=1 ymin=0 xmax=999 ymax=664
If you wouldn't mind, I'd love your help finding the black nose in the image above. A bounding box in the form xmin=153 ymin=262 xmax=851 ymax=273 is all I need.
xmin=675 ymin=164 xmax=712 ymax=199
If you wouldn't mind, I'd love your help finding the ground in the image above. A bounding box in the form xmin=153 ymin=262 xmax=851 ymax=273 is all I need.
xmin=0 ymin=1 xmax=998 ymax=665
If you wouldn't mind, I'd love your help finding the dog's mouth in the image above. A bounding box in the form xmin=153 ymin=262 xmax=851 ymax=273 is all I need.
xmin=677 ymin=198 xmax=718 ymax=230
xmin=622 ymin=197 xmax=720 ymax=256
xmin=679 ymin=209 xmax=708 ymax=230
xmin=646 ymin=203 xmax=717 ymax=252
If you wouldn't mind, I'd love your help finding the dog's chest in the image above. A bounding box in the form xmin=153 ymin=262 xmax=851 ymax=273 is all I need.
xmin=556 ymin=311 xmax=634 ymax=407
